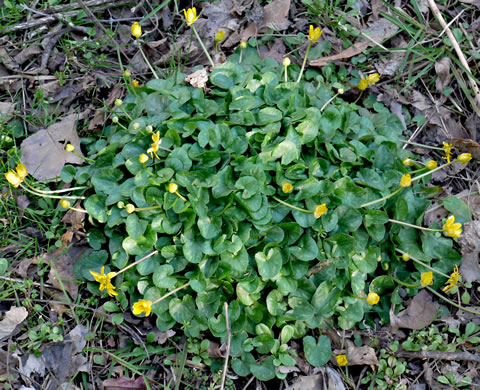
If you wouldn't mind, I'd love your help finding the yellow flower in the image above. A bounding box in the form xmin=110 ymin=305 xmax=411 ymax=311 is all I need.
xmin=357 ymin=73 xmax=380 ymax=90
xmin=139 ymin=153 xmax=148 ymax=164
xmin=5 ymin=170 xmax=22 ymax=188
xmin=443 ymin=265 xmax=461 ymax=293
xmin=65 ymin=144 xmax=75 ymax=152
xmin=132 ymin=122 xmax=140 ymax=130
xmin=132 ymin=299 xmax=153 ymax=317
xmin=338 ymin=88 xmax=344 ymax=94
xmin=240 ymin=41 xmax=247 ymax=49
xmin=426 ymin=160 xmax=437 ymax=170
xmin=89 ymin=266 xmax=118 ymax=296
xmin=131 ymin=22 xmax=142 ymax=38
xmin=5 ymin=164 xmax=29 ymax=188
xmin=458 ymin=153 xmax=472 ymax=164
xmin=366 ymin=73 xmax=380 ymax=84
xmin=403 ymin=158 xmax=414 ymax=166
xmin=16 ymin=164 xmax=28 ymax=180
xmin=402 ymin=253 xmax=410 ymax=262
xmin=125 ymin=204 xmax=135 ymax=214
xmin=184 ymin=7 xmax=199 ymax=26
xmin=215 ymin=30 xmax=225 ymax=42
xmin=283 ymin=57 xmax=291 ymax=66
xmin=367 ymin=292 xmax=380 ymax=305
xmin=313 ymin=204 xmax=328 ymax=219
xmin=335 ymin=354 xmax=348 ymax=366
xmin=60 ymin=199 xmax=71 ymax=209
xmin=442 ymin=142 xmax=453 ymax=163
xmin=420 ymin=271 xmax=433 ymax=287
xmin=400 ymin=173 xmax=412 ymax=187
xmin=308 ymin=25 xmax=323 ymax=42
xmin=282 ymin=182 xmax=293 ymax=193
xmin=123 ymin=69 xmax=131 ymax=77
xmin=443 ymin=215 xmax=462 ymax=238
xmin=147 ymin=131 xmax=161 ymax=159
xmin=132 ymin=80 xmax=140 ymax=88
xmin=168 ymin=183 xmax=178 ymax=194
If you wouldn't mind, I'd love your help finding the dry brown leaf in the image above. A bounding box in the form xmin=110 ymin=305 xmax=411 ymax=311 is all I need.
xmin=459 ymin=221 xmax=480 ymax=284
xmin=259 ymin=38 xmax=287 ymax=63
xmin=46 ymin=245 xmax=89 ymax=300
xmin=435 ymin=57 xmax=452 ymax=93
xmin=450 ymin=138 xmax=480 ymax=159
xmin=345 ymin=343 xmax=379 ymax=366
xmin=376 ymin=37 xmax=408 ymax=76
xmin=0 ymin=307 xmax=28 ymax=341
xmin=61 ymin=203 xmax=86 ymax=230
xmin=184 ymin=68 xmax=209 ymax=90
xmin=261 ymin=0 xmax=291 ymax=31
xmin=13 ymin=45 xmax=42 ymax=65
xmin=103 ymin=377 xmax=147 ymax=390
xmin=20 ymin=113 xmax=84 ymax=180
xmin=0 ymin=101 xmax=15 ymax=120
xmin=285 ymin=369 xmax=345 ymax=390
xmin=311 ymin=18 xmax=398 ymax=67
xmin=390 ymin=290 xmax=438 ymax=330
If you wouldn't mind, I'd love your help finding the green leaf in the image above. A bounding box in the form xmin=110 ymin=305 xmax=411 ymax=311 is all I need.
xmin=443 ymin=196 xmax=471 ymax=223
xmin=153 ymin=265 xmax=177 ymax=289
xmin=250 ymin=356 xmax=276 ymax=381
xmin=257 ymin=107 xmax=282 ymax=125
xmin=84 ymin=195 xmax=107 ymax=223
xmin=255 ymin=248 xmax=282 ymax=280
xmin=318 ymin=107 xmax=341 ymax=141
xmin=290 ymin=234 xmax=318 ymax=261
xmin=303 ymin=335 xmax=331 ymax=367
xmin=169 ymin=295 xmax=195 ymax=323
xmin=126 ymin=214 xmax=149 ymax=239
xmin=0 ymin=258 xmax=7 ymax=275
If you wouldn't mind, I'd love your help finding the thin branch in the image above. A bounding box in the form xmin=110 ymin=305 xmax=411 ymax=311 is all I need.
xmin=220 ymin=302 xmax=231 ymax=390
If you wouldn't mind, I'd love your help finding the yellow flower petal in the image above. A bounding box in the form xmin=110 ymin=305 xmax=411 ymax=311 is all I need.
xmin=133 ymin=299 xmax=153 ymax=316
xmin=366 ymin=73 xmax=380 ymax=84
xmin=168 ymin=183 xmax=178 ymax=194
xmin=184 ymin=7 xmax=199 ymax=26
xmin=5 ymin=170 xmax=22 ymax=188
xmin=16 ymin=164 xmax=28 ymax=180
xmin=458 ymin=153 xmax=472 ymax=164
xmin=282 ymin=182 xmax=293 ymax=193
xmin=313 ymin=204 xmax=328 ymax=219
xmin=443 ymin=215 xmax=462 ymax=238
xmin=442 ymin=265 xmax=461 ymax=293
xmin=283 ymin=57 xmax=291 ymax=66
xmin=308 ymin=25 xmax=323 ymax=42
xmin=215 ymin=30 xmax=225 ymax=42
xmin=139 ymin=153 xmax=148 ymax=164
xmin=426 ymin=160 xmax=437 ymax=170
xmin=357 ymin=78 xmax=368 ymax=91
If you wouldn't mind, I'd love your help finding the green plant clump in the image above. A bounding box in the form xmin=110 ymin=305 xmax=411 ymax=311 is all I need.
xmin=56 ymin=49 xmax=463 ymax=380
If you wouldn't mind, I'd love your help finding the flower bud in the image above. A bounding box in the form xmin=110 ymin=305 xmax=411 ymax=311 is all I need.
xmin=123 ymin=69 xmax=131 ymax=77
xmin=125 ymin=204 xmax=135 ymax=213
xmin=402 ymin=158 xmax=414 ymax=166
xmin=367 ymin=292 xmax=380 ymax=305
xmin=132 ymin=122 xmax=140 ymax=130
xmin=112 ymin=116 xmax=119 ymax=123
xmin=240 ymin=41 xmax=247 ymax=49
xmin=131 ymin=22 xmax=142 ymax=38
xmin=402 ymin=253 xmax=410 ymax=261
xmin=338 ymin=88 xmax=344 ymax=94
xmin=168 ymin=183 xmax=178 ymax=193
xmin=146 ymin=125 xmax=153 ymax=132
xmin=400 ymin=173 xmax=412 ymax=187
xmin=139 ymin=154 xmax=148 ymax=164
xmin=117 ymin=201 xmax=125 ymax=209
xmin=60 ymin=199 xmax=71 ymax=209
xmin=215 ymin=30 xmax=226 ymax=42
xmin=65 ymin=144 xmax=75 ymax=152
xmin=132 ymin=80 xmax=140 ymax=88
xmin=114 ymin=99 xmax=123 ymax=107
xmin=283 ymin=57 xmax=290 ymax=66
xmin=426 ymin=160 xmax=437 ymax=170
xmin=458 ymin=153 xmax=472 ymax=164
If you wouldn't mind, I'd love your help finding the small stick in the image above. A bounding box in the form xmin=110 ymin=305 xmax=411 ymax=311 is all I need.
xmin=427 ymin=0 xmax=480 ymax=113
xmin=220 ymin=302 xmax=231 ymax=390
xmin=396 ymin=350 xmax=480 ymax=363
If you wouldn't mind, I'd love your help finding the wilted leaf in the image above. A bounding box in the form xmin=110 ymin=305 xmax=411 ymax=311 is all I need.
xmin=435 ymin=57 xmax=452 ymax=93
xmin=0 ymin=306 xmax=28 ymax=341
xmin=103 ymin=377 xmax=147 ymax=390
xmin=13 ymin=45 xmax=42 ymax=65
xmin=184 ymin=68 xmax=209 ymax=90
xmin=450 ymin=138 xmax=480 ymax=159
xmin=0 ymin=101 xmax=15 ymax=120
xmin=21 ymin=113 xmax=84 ymax=180
xmin=285 ymin=369 xmax=346 ymax=390
xmin=459 ymin=221 xmax=480 ymax=283
xmin=261 ymin=0 xmax=291 ymax=31
xmin=390 ymin=289 xmax=438 ymax=330
xmin=346 ymin=343 xmax=379 ymax=365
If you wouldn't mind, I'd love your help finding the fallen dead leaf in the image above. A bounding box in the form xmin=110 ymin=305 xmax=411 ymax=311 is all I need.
xmin=184 ymin=68 xmax=209 ymax=90
xmin=16 ymin=353 xmax=46 ymax=379
xmin=21 ymin=113 xmax=84 ymax=180
xmin=345 ymin=343 xmax=379 ymax=366
xmin=41 ymin=325 xmax=89 ymax=388
xmin=450 ymin=138 xmax=480 ymax=159
xmin=435 ymin=57 xmax=452 ymax=93
xmin=376 ymin=37 xmax=408 ymax=76
xmin=13 ymin=45 xmax=42 ymax=66
xmin=311 ymin=18 xmax=398 ymax=67
xmin=0 ymin=101 xmax=15 ymax=120
xmin=261 ymin=0 xmax=291 ymax=31
xmin=259 ymin=38 xmax=287 ymax=63
xmin=285 ymin=369 xmax=345 ymax=390
xmin=0 ymin=307 xmax=28 ymax=341
xmin=390 ymin=289 xmax=438 ymax=330
xmin=459 ymin=221 xmax=480 ymax=284
xmin=61 ymin=202 xmax=86 ymax=230
xmin=103 ymin=377 xmax=147 ymax=390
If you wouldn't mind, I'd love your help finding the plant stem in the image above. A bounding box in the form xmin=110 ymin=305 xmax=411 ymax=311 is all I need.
xmin=399 ymin=140 xmax=444 ymax=151
xmin=395 ymin=249 xmax=450 ymax=279
xmin=153 ymin=282 xmax=190 ymax=305
xmin=20 ymin=184 xmax=85 ymax=200
xmin=175 ymin=191 xmax=187 ymax=202
xmin=320 ymin=93 xmax=339 ymax=112
xmin=24 ymin=181 xmax=86 ymax=194
xmin=116 ymin=250 xmax=159 ymax=276
xmin=192 ymin=25 xmax=215 ymax=68
xmin=284 ymin=65 xmax=288 ymax=82
xmin=136 ymin=38 xmax=160 ymax=79
xmin=411 ymin=159 xmax=456 ymax=183
xmin=72 ymin=150 xmax=95 ymax=163
xmin=391 ymin=276 xmax=421 ymax=289
xmin=360 ymin=187 xmax=402 ymax=208
xmin=272 ymin=196 xmax=312 ymax=214
xmin=296 ymin=41 xmax=312 ymax=83
xmin=426 ymin=286 xmax=480 ymax=315
xmin=388 ymin=218 xmax=442 ymax=233
xmin=134 ymin=205 xmax=163 ymax=212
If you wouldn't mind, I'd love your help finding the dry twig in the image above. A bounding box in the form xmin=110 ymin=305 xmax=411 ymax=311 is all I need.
xmin=220 ymin=301 xmax=231 ymax=390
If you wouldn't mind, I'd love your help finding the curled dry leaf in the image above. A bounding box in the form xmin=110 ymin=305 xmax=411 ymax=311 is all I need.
xmin=261 ymin=0 xmax=291 ymax=31
xmin=435 ymin=57 xmax=452 ymax=93
xmin=459 ymin=221 xmax=480 ymax=283
xmin=346 ymin=343 xmax=379 ymax=366
xmin=184 ymin=68 xmax=209 ymax=90
xmin=450 ymin=138 xmax=480 ymax=159
xmin=0 ymin=307 xmax=28 ymax=341
xmin=285 ymin=369 xmax=346 ymax=390
xmin=390 ymin=289 xmax=438 ymax=330
xmin=20 ymin=113 xmax=84 ymax=180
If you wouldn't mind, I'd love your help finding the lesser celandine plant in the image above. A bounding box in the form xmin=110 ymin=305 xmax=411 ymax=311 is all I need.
xmin=5 ymin=29 xmax=477 ymax=381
